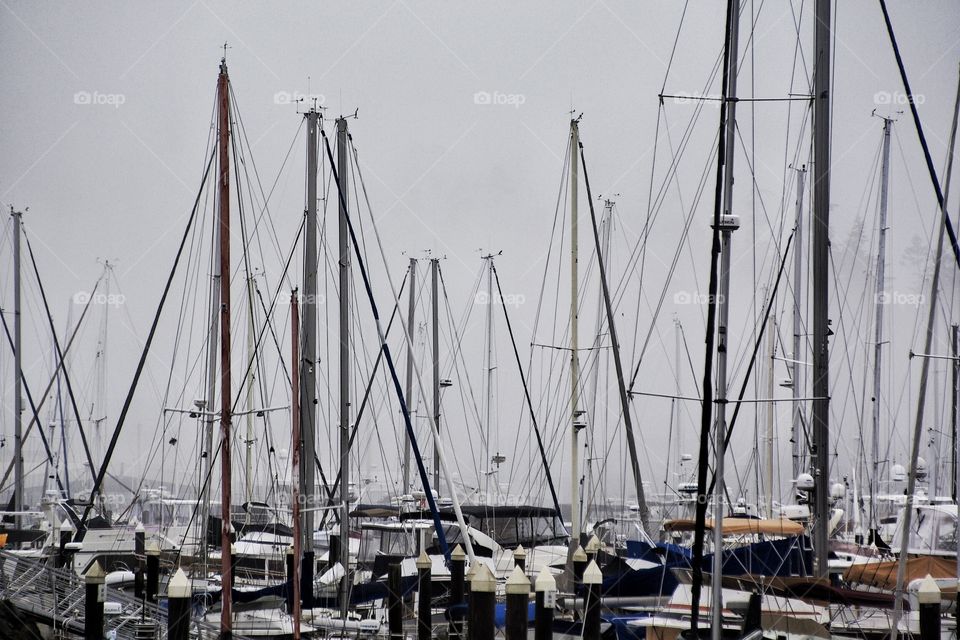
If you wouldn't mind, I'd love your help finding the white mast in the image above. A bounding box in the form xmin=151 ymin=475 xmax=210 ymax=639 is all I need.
xmin=484 ymin=255 xmax=495 ymax=500
xmin=791 ymin=167 xmax=806 ymax=482
xmin=336 ymin=116 xmax=352 ymax=618
xmin=569 ymin=119 xmax=582 ymax=541
xmin=401 ymin=258 xmax=416 ymax=495
xmin=765 ymin=316 xmax=775 ymax=517
xmin=870 ymin=116 xmax=893 ymax=541
xmin=12 ymin=208 xmax=23 ymax=532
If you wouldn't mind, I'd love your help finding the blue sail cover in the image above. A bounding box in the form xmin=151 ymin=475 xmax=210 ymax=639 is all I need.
xmin=606 ymin=535 xmax=811 ymax=598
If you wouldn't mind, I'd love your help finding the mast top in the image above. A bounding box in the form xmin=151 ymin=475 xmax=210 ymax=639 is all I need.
xmin=220 ymin=42 xmax=230 ymax=73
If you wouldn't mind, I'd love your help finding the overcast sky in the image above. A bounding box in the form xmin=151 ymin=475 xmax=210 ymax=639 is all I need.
xmin=2 ymin=1 xmax=960 ymax=515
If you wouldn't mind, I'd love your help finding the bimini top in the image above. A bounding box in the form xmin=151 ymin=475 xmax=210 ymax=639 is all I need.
xmin=844 ymin=555 xmax=959 ymax=592
xmin=663 ymin=517 xmax=805 ymax=536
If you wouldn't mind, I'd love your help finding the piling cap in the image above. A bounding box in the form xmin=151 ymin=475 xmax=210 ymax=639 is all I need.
xmin=145 ymin=539 xmax=161 ymax=556
xmin=535 ymin=567 xmax=557 ymax=593
xmin=471 ymin=563 xmax=496 ymax=592
xmin=287 ymin=545 xmax=294 ymax=556
xmin=416 ymin=549 xmax=431 ymax=570
xmin=583 ymin=559 xmax=602 ymax=585
xmin=506 ymin=565 xmax=531 ymax=595
xmin=572 ymin=545 xmax=588 ymax=562
xmin=513 ymin=544 xmax=526 ymax=559
xmin=85 ymin=560 xmax=106 ymax=583
xmin=167 ymin=567 xmax=192 ymax=598
xmin=135 ymin=522 xmax=145 ymax=533
xmin=585 ymin=535 xmax=601 ymax=554
xmin=465 ymin=563 xmax=476 ymax=582
xmin=451 ymin=544 xmax=466 ymax=562
xmin=916 ymin=574 xmax=941 ymax=604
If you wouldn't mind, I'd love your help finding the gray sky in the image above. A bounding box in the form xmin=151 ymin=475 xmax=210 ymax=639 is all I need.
xmin=2 ymin=1 xmax=960 ymax=514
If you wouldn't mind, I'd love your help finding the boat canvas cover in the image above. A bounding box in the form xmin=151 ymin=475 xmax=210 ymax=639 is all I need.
xmin=662 ymin=517 xmax=805 ymax=536
xmin=843 ymin=555 xmax=958 ymax=592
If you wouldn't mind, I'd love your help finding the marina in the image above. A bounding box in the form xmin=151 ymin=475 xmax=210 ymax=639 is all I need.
xmin=1 ymin=1 xmax=959 ymax=638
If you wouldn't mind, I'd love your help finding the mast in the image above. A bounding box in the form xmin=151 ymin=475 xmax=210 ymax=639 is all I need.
xmin=869 ymin=116 xmax=893 ymax=542
xmin=953 ymin=323 xmax=958 ymax=505
xmin=890 ymin=59 xmax=960 ymax=639
xmin=401 ymin=258 xmax=416 ymax=495
xmin=484 ymin=255 xmax=495 ymax=500
xmin=290 ymin=291 xmax=302 ymax=640
xmin=569 ymin=119 xmax=582 ymax=541
xmin=710 ymin=0 xmax=741 ymax=631
xmin=578 ymin=153 xmax=653 ymax=535
xmin=244 ymin=274 xmax=256 ymax=525
xmin=765 ymin=316 xmax=775 ymax=517
xmin=811 ymin=0 xmax=833 ymax=578
xmin=431 ymin=258 xmax=441 ymax=492
xmin=336 ymin=116 xmax=352 ymax=618
xmin=674 ymin=317 xmax=682 ymax=477
xmin=12 ymin=208 xmax=23 ymax=532
xmin=301 ymin=106 xmax=320 ymax=590
xmin=216 ymin=55 xmax=234 ymax=638
xmin=791 ymin=167 xmax=806 ymax=482
xmin=200 ymin=193 xmax=221 ymax=578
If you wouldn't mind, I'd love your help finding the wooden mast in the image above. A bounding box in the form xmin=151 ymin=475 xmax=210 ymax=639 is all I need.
xmin=216 ymin=55 xmax=234 ymax=639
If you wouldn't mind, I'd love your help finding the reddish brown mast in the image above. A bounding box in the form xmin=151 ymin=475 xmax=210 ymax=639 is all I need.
xmin=290 ymin=290 xmax=302 ymax=639
xmin=217 ymin=55 xmax=234 ymax=639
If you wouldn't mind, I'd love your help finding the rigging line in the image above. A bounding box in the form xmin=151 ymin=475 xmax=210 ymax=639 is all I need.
xmin=229 ymin=83 xmax=300 ymax=285
xmin=0 ymin=309 xmax=66 ymax=494
xmin=318 ymin=271 xmax=408 ymax=528
xmin=239 ymin=219 xmax=306 ymax=402
xmin=530 ymin=131 xmax=572 ymax=364
xmin=708 ymin=229 xmax=795 ymax=496
xmin=0 ymin=274 xmax=102 ymax=493
xmin=491 ymin=263 xmax=565 ymax=525
xmin=437 ymin=263 xmax=488 ymax=489
xmin=579 ymin=140 xmax=652 ymax=535
xmin=877 ymin=1 xmax=960 ymax=272
xmin=21 ymin=229 xmax=99 ymax=490
xmin=77 ymin=149 xmax=216 ymax=534
xmin=628 ymin=125 xmax=724 ymax=390
xmin=322 ymin=130 xmax=452 ymax=561
xmin=660 ymin=0 xmax=692 ymax=94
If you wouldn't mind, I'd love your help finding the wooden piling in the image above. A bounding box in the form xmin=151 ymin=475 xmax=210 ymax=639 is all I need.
xmin=513 ymin=544 xmax=526 ymax=572
xmin=917 ymin=574 xmax=941 ymax=640
xmin=505 ymin=565 xmax=530 ymax=640
xmin=417 ymin=550 xmax=432 ymax=640
xmin=534 ymin=568 xmax=556 ymax=640
xmin=167 ymin=567 xmax=191 ymax=640
xmin=449 ymin=544 xmax=466 ymax=640
xmin=145 ymin=540 xmax=160 ymax=603
xmin=582 ymin=559 xmax=602 ymax=640
xmin=468 ymin=563 xmax=495 ymax=640
xmin=387 ymin=561 xmax=403 ymax=640
xmin=572 ymin=545 xmax=587 ymax=589
xmin=84 ymin=561 xmax=105 ymax=640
